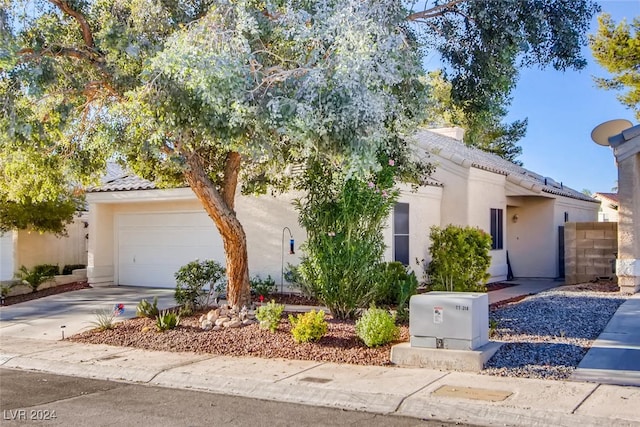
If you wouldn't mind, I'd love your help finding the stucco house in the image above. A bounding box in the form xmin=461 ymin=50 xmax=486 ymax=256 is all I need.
xmin=0 ymin=214 xmax=89 ymax=282
xmin=593 ymin=192 xmax=619 ymax=222
xmin=86 ymin=128 xmax=599 ymax=289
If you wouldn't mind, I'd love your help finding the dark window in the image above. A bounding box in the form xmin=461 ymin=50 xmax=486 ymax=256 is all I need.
xmin=490 ymin=208 xmax=503 ymax=250
xmin=394 ymin=203 xmax=410 ymax=265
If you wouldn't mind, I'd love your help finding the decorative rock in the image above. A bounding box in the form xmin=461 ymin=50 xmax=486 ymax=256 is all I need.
xmin=206 ymin=309 xmax=219 ymax=322
xmin=215 ymin=317 xmax=230 ymax=326
xmin=201 ymin=320 xmax=213 ymax=331
xmin=212 ymin=325 xmax=222 ymax=331
xmin=239 ymin=306 xmax=248 ymax=321
xmin=227 ymin=319 xmax=242 ymax=328
xmin=242 ymin=319 xmax=255 ymax=326
xmin=141 ymin=326 xmax=151 ymax=333
xmin=198 ymin=314 xmax=206 ymax=324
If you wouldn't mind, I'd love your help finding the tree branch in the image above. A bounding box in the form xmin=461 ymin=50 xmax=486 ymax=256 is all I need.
xmin=406 ymin=0 xmax=467 ymax=21
xmin=48 ymin=0 xmax=94 ymax=48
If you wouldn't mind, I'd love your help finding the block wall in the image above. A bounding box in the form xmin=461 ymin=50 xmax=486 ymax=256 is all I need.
xmin=564 ymin=222 xmax=618 ymax=284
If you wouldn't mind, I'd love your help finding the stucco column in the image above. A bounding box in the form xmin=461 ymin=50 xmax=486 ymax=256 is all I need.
xmin=610 ymin=130 xmax=640 ymax=293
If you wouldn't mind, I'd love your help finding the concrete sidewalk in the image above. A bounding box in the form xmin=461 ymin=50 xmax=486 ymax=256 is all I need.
xmin=1 ymin=337 xmax=638 ymax=427
xmin=1 ymin=281 xmax=639 ymax=426
xmin=572 ymin=293 xmax=640 ymax=387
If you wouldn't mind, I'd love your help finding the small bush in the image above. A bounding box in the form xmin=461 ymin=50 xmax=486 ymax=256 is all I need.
xmin=90 ymin=308 xmax=119 ymax=331
xmin=289 ymin=310 xmax=327 ymax=343
xmin=62 ymin=264 xmax=86 ymax=275
xmin=250 ymin=275 xmax=276 ymax=299
xmin=355 ymin=307 xmax=398 ymax=347
xmin=156 ymin=310 xmax=180 ymax=332
xmin=255 ymin=300 xmax=285 ymax=332
xmin=15 ymin=265 xmax=55 ymax=293
xmin=33 ymin=264 xmax=60 ymax=276
xmin=427 ymin=225 xmax=491 ymax=292
xmin=174 ymin=260 xmax=225 ymax=312
xmin=136 ymin=297 xmax=159 ymax=318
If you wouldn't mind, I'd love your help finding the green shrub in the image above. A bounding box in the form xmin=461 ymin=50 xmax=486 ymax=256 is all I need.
xmin=289 ymin=310 xmax=327 ymax=343
xmin=136 ymin=297 xmax=159 ymax=318
xmin=15 ymin=265 xmax=55 ymax=292
xmin=250 ymin=275 xmax=276 ymax=299
xmin=371 ymin=262 xmax=418 ymax=322
xmin=284 ymin=263 xmax=314 ymax=298
xmin=427 ymin=225 xmax=492 ymax=292
xmin=255 ymin=300 xmax=285 ymax=332
xmin=295 ymin=157 xmax=398 ymax=320
xmin=34 ymin=264 xmax=59 ymax=276
xmin=355 ymin=307 xmax=398 ymax=347
xmin=156 ymin=310 xmax=180 ymax=332
xmin=62 ymin=264 xmax=86 ymax=275
xmin=174 ymin=260 xmax=225 ymax=312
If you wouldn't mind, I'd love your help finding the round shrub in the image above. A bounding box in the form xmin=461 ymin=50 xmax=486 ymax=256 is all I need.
xmin=289 ymin=310 xmax=327 ymax=343
xmin=355 ymin=307 xmax=398 ymax=348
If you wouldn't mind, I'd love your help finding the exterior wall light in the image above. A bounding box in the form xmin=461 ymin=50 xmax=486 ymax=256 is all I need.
xmin=512 ymin=214 xmax=519 ymax=223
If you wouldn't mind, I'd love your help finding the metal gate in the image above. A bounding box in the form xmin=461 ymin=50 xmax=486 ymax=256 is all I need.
xmin=558 ymin=226 xmax=565 ymax=278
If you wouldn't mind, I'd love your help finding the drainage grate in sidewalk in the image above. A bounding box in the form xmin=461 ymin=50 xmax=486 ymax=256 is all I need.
xmin=299 ymin=376 xmax=332 ymax=384
xmin=432 ymin=385 xmax=512 ymax=402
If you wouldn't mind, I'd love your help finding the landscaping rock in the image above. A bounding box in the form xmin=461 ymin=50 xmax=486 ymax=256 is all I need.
xmin=201 ymin=320 xmax=213 ymax=331
xmin=206 ymin=309 xmax=219 ymax=322
xmin=226 ymin=319 xmax=242 ymax=328
xmin=215 ymin=317 xmax=230 ymax=326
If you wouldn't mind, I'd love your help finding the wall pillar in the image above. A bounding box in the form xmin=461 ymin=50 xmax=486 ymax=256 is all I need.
xmin=611 ymin=130 xmax=640 ymax=293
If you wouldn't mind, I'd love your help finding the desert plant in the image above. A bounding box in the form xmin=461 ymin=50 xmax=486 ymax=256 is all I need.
xmin=33 ymin=264 xmax=60 ymax=276
xmin=156 ymin=310 xmax=180 ymax=332
xmin=136 ymin=297 xmax=159 ymax=318
xmin=250 ymin=275 xmax=276 ymax=299
xmin=288 ymin=310 xmax=327 ymax=343
xmin=255 ymin=300 xmax=285 ymax=333
xmin=427 ymin=225 xmax=492 ymax=292
xmin=489 ymin=318 xmax=499 ymax=338
xmin=0 ymin=282 xmax=17 ymax=302
xmin=355 ymin=307 xmax=398 ymax=348
xmin=62 ymin=264 xmax=86 ymax=275
xmin=174 ymin=260 xmax=225 ymax=312
xmin=15 ymin=265 xmax=55 ymax=293
xmin=90 ymin=308 xmax=120 ymax=331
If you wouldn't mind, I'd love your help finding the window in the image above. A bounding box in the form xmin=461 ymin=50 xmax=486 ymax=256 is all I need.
xmin=394 ymin=203 xmax=410 ymax=265
xmin=490 ymin=208 xmax=503 ymax=250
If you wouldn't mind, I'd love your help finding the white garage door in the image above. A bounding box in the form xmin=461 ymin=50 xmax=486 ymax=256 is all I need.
xmin=117 ymin=212 xmax=225 ymax=287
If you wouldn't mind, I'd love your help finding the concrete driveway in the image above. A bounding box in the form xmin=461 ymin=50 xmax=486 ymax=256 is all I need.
xmin=0 ymin=286 xmax=176 ymax=341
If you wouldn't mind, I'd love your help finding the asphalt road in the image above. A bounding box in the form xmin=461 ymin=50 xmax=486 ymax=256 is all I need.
xmin=0 ymin=368 xmax=461 ymax=427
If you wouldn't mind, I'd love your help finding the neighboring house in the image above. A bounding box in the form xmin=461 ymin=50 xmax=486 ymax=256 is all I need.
xmin=593 ymin=192 xmax=619 ymax=222
xmin=0 ymin=215 xmax=89 ymax=281
xmin=86 ymin=128 xmax=599 ymax=289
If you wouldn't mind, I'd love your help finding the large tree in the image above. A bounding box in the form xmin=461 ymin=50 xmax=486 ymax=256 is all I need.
xmin=2 ymin=0 xmax=599 ymax=307
xmin=2 ymin=0 xmax=426 ymax=308
xmin=590 ymin=13 xmax=640 ymax=120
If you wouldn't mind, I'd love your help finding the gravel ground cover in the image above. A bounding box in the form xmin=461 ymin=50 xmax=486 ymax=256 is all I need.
xmin=484 ymin=283 xmax=627 ymax=380
xmin=70 ymin=281 xmax=627 ymax=378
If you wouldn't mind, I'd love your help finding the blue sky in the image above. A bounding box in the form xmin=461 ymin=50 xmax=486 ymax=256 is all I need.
xmin=504 ymin=0 xmax=639 ymax=194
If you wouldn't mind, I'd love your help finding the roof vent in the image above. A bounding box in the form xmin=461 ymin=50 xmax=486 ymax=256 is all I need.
xmin=543 ymin=177 xmax=563 ymax=189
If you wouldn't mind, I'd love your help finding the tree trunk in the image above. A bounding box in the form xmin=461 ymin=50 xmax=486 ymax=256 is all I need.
xmin=183 ymin=151 xmax=251 ymax=309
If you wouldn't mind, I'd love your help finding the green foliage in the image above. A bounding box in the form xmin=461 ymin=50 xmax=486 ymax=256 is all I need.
xmin=136 ymin=297 xmax=159 ymax=319
xmin=62 ymin=264 xmax=86 ymax=275
xmin=33 ymin=264 xmax=59 ymax=276
xmin=409 ymin=0 xmax=599 ymax=133
xmin=423 ymin=70 xmax=526 ymax=164
xmin=255 ymin=300 xmax=285 ymax=333
xmin=0 ymin=282 xmax=17 ymax=298
xmin=590 ymin=13 xmax=640 ymax=120
xmin=250 ymin=275 xmax=276 ymax=299
xmin=427 ymin=225 xmax=492 ymax=292
xmin=355 ymin=307 xmax=399 ymax=348
xmin=371 ymin=261 xmax=418 ymax=322
xmin=288 ymin=310 xmax=327 ymax=344
xmin=90 ymin=309 xmax=119 ymax=332
xmin=295 ymin=156 xmax=399 ymax=320
xmin=0 ymin=196 xmax=82 ymax=236
xmin=156 ymin=310 xmax=180 ymax=332
xmin=174 ymin=260 xmax=225 ymax=312
xmin=15 ymin=265 xmax=55 ymax=292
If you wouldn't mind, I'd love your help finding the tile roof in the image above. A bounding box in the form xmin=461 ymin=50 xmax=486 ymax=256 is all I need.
xmin=413 ymin=129 xmax=597 ymax=203
xmin=88 ymin=163 xmax=159 ymax=192
xmin=594 ymin=192 xmax=619 ymax=205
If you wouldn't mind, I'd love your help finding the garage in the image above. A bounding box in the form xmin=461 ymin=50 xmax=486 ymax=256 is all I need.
xmin=116 ymin=212 xmax=224 ymax=288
